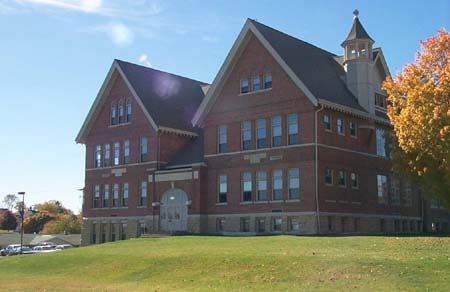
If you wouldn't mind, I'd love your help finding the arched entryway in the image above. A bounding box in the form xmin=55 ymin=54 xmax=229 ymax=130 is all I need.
xmin=160 ymin=188 xmax=188 ymax=232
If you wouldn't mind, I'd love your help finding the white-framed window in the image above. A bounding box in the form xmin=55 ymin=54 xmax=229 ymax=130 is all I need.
xmin=93 ymin=185 xmax=100 ymax=208
xmin=123 ymin=140 xmax=130 ymax=164
xmin=323 ymin=114 xmax=331 ymax=131
xmin=256 ymin=119 xmax=267 ymax=149
xmin=103 ymin=144 xmax=110 ymax=167
xmin=288 ymin=168 xmax=300 ymax=200
xmin=103 ymin=185 xmax=109 ymax=208
xmin=113 ymin=183 xmax=119 ymax=207
xmin=118 ymin=100 xmax=124 ymax=124
xmin=375 ymin=93 xmax=387 ymax=109
xmin=272 ymin=169 xmax=283 ymax=201
xmin=376 ymin=128 xmax=386 ymax=157
xmin=252 ymin=76 xmax=260 ymax=91
xmin=377 ymin=175 xmax=387 ymax=204
xmin=257 ymin=171 xmax=268 ymax=201
xmin=240 ymin=217 xmax=250 ymax=232
xmin=240 ymin=79 xmax=249 ymax=94
xmin=263 ymin=73 xmax=272 ymax=89
xmin=122 ymin=183 xmax=128 ymax=207
xmin=140 ymin=137 xmax=148 ymax=162
xmin=139 ymin=181 xmax=147 ymax=207
xmin=337 ymin=118 xmax=344 ymax=135
xmin=114 ymin=142 xmax=120 ymax=166
xmin=218 ymin=125 xmax=227 ymax=153
xmin=110 ymin=103 xmax=116 ymax=125
xmin=216 ymin=218 xmax=225 ymax=232
xmin=287 ymin=113 xmax=299 ymax=145
xmin=242 ymin=172 xmax=252 ymax=202
xmin=338 ymin=170 xmax=347 ymax=187
xmin=256 ymin=218 xmax=266 ymax=232
xmin=241 ymin=121 xmax=252 ymax=151
xmin=94 ymin=145 xmax=102 ymax=168
xmin=350 ymin=172 xmax=359 ymax=189
xmin=126 ymin=99 xmax=132 ymax=123
xmin=349 ymin=121 xmax=357 ymax=137
xmin=271 ymin=116 xmax=282 ymax=147
xmin=272 ymin=217 xmax=282 ymax=231
xmin=325 ymin=168 xmax=333 ymax=185
xmin=218 ymin=175 xmax=227 ymax=203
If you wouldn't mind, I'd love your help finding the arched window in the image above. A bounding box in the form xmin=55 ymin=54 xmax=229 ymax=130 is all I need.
xmin=118 ymin=100 xmax=124 ymax=124
xmin=126 ymin=99 xmax=132 ymax=122
xmin=110 ymin=103 xmax=116 ymax=125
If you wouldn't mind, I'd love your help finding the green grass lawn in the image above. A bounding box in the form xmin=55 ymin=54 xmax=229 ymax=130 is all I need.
xmin=0 ymin=235 xmax=449 ymax=291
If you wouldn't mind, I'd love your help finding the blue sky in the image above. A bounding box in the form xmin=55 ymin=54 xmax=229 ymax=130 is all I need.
xmin=0 ymin=0 xmax=448 ymax=213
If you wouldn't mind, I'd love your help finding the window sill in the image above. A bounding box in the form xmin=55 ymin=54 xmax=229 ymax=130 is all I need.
xmin=240 ymin=201 xmax=252 ymax=205
xmin=216 ymin=202 xmax=228 ymax=206
xmin=286 ymin=199 xmax=300 ymax=203
xmin=109 ymin=122 xmax=131 ymax=128
xmin=325 ymin=183 xmax=334 ymax=187
xmin=270 ymin=200 xmax=284 ymax=203
xmin=254 ymin=200 xmax=269 ymax=204
xmin=238 ymin=87 xmax=272 ymax=96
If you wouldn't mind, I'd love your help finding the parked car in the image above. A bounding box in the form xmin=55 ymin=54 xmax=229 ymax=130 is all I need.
xmin=0 ymin=244 xmax=22 ymax=256
xmin=33 ymin=245 xmax=57 ymax=253
xmin=39 ymin=242 xmax=57 ymax=248
xmin=12 ymin=246 xmax=34 ymax=255
xmin=55 ymin=244 xmax=73 ymax=250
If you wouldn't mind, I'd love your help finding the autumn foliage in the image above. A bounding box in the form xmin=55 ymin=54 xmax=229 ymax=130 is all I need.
xmin=383 ymin=29 xmax=450 ymax=208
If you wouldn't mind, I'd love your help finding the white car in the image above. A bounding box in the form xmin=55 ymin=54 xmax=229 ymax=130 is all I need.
xmin=55 ymin=244 xmax=73 ymax=250
xmin=0 ymin=244 xmax=22 ymax=256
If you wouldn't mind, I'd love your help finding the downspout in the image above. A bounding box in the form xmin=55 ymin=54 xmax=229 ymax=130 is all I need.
xmin=315 ymin=104 xmax=324 ymax=234
xmin=157 ymin=130 xmax=161 ymax=232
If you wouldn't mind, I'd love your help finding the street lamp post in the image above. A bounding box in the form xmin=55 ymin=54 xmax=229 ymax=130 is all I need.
xmin=18 ymin=191 xmax=25 ymax=254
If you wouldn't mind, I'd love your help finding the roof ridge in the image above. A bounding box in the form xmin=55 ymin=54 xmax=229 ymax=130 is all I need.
xmin=248 ymin=18 xmax=337 ymax=57
xmin=115 ymin=59 xmax=209 ymax=86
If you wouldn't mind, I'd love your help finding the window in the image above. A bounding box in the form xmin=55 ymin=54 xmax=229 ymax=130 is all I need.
xmin=263 ymin=73 xmax=272 ymax=89
xmin=375 ymin=93 xmax=387 ymax=109
xmin=122 ymin=183 xmax=129 ymax=207
xmin=103 ymin=144 xmax=110 ymax=167
xmin=114 ymin=142 xmax=120 ymax=166
xmin=287 ymin=114 xmax=299 ymax=145
xmin=218 ymin=175 xmax=227 ymax=203
xmin=240 ymin=218 xmax=250 ymax=232
xmin=350 ymin=172 xmax=359 ymax=189
xmin=288 ymin=217 xmax=300 ymax=232
xmin=271 ymin=116 xmax=282 ymax=147
xmin=323 ymin=114 xmax=331 ymax=131
xmin=272 ymin=217 xmax=282 ymax=232
xmin=390 ymin=176 xmax=400 ymax=205
xmin=139 ymin=181 xmax=147 ymax=207
xmin=325 ymin=168 xmax=333 ymax=185
xmin=216 ymin=218 xmax=225 ymax=232
xmin=349 ymin=121 xmax=357 ymax=137
xmin=377 ymin=175 xmax=387 ymax=204
xmin=111 ymin=103 xmax=116 ymax=125
xmin=103 ymin=185 xmax=109 ymax=208
xmin=126 ymin=99 xmax=132 ymax=122
xmin=240 ymin=79 xmax=249 ymax=93
xmin=376 ymin=128 xmax=386 ymax=157
xmin=402 ymin=180 xmax=412 ymax=207
xmin=111 ymin=224 xmax=116 ymax=241
xmin=140 ymin=137 xmax=148 ymax=162
xmin=241 ymin=121 xmax=252 ymax=150
xmin=257 ymin=171 xmax=268 ymax=201
xmin=338 ymin=170 xmax=347 ymax=187
xmin=337 ymin=118 xmax=344 ymax=135
xmin=121 ymin=223 xmax=127 ymax=240
xmin=252 ymin=76 xmax=260 ymax=91
xmin=218 ymin=125 xmax=227 ymax=153
xmin=123 ymin=140 xmax=130 ymax=164
xmin=93 ymin=185 xmax=100 ymax=208
xmin=272 ymin=170 xmax=283 ymax=201
xmin=288 ymin=168 xmax=300 ymax=200
xmin=94 ymin=145 xmax=102 ymax=168
xmin=118 ymin=100 xmax=124 ymax=124
xmin=113 ymin=183 xmax=119 ymax=207
xmin=242 ymin=172 xmax=252 ymax=202
xmin=256 ymin=119 xmax=267 ymax=149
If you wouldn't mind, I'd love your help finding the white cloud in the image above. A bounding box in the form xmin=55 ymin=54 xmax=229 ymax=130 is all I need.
xmin=138 ymin=54 xmax=152 ymax=67
xmin=95 ymin=22 xmax=134 ymax=46
xmin=19 ymin=0 xmax=102 ymax=13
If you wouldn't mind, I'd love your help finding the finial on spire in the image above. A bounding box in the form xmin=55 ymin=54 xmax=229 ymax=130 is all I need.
xmin=353 ymin=9 xmax=359 ymax=18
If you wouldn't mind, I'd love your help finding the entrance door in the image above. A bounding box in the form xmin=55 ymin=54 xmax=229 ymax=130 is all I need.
xmin=160 ymin=189 xmax=188 ymax=232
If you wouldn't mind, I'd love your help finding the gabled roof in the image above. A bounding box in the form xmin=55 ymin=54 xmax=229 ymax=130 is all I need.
xmin=192 ymin=18 xmax=365 ymax=126
xmin=341 ymin=16 xmax=374 ymax=46
xmin=76 ymin=60 xmax=207 ymax=143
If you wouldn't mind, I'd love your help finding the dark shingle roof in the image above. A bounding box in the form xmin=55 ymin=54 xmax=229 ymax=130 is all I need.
xmin=342 ymin=17 xmax=374 ymax=44
xmin=116 ymin=60 xmax=207 ymax=131
xmin=249 ymin=19 xmax=365 ymax=111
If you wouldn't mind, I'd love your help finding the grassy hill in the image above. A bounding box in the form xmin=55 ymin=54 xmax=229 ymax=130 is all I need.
xmin=0 ymin=235 xmax=449 ymax=291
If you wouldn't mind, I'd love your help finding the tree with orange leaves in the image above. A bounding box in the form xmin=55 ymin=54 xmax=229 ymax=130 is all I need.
xmin=383 ymin=29 xmax=450 ymax=208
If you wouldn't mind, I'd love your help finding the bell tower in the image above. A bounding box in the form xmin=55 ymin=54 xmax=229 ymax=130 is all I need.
xmin=342 ymin=10 xmax=375 ymax=114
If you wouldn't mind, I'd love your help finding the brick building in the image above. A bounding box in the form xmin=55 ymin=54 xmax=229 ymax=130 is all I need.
xmin=76 ymin=15 xmax=449 ymax=245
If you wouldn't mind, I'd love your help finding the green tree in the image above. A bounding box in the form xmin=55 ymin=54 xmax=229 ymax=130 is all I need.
xmin=0 ymin=210 xmax=18 ymax=231
xmin=383 ymin=29 xmax=450 ymax=208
